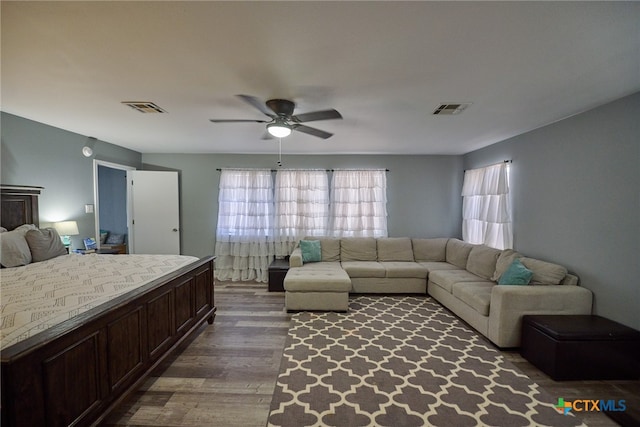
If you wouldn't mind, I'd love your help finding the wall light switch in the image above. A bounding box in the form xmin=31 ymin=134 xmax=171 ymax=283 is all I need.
xmin=85 ymin=204 xmax=94 ymax=214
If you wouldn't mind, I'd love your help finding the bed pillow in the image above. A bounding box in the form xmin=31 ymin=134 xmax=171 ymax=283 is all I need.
xmin=0 ymin=229 xmax=33 ymax=267
xmin=299 ymin=239 xmax=321 ymax=263
xmin=25 ymin=228 xmax=68 ymax=262
xmin=498 ymin=258 xmax=533 ymax=286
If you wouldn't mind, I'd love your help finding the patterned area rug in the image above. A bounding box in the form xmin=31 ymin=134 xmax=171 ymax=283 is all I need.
xmin=268 ymin=296 xmax=586 ymax=427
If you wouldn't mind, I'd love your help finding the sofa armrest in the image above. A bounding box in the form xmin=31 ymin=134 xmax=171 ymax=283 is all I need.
xmin=290 ymin=247 xmax=303 ymax=268
xmin=488 ymin=285 xmax=593 ymax=348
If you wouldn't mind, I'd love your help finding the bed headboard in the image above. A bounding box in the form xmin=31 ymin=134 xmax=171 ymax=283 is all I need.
xmin=0 ymin=185 xmax=43 ymax=230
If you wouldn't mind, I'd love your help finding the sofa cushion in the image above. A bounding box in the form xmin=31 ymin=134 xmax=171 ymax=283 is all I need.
xmin=340 ymin=238 xmax=377 ymax=261
xmin=498 ymin=258 xmax=533 ymax=285
xmin=306 ymin=237 xmax=342 ymax=262
xmin=521 ymin=257 xmax=568 ymax=285
xmin=412 ymin=238 xmax=448 ymax=262
xmin=284 ymin=263 xmax=352 ymax=292
xmin=418 ymin=261 xmax=461 ymax=273
xmin=380 ymin=262 xmax=427 ymax=278
xmin=452 ymin=282 xmax=494 ymax=316
xmin=299 ymin=239 xmax=321 ymax=263
xmin=445 ymin=239 xmax=475 ymax=269
xmin=377 ymin=237 xmax=414 ymax=261
xmin=318 ymin=238 xmax=341 ymax=262
xmin=466 ymin=245 xmax=501 ymax=280
xmin=492 ymin=249 xmax=522 ymax=281
xmin=341 ymin=261 xmax=386 ymax=278
xmin=429 ymin=269 xmax=492 ymax=293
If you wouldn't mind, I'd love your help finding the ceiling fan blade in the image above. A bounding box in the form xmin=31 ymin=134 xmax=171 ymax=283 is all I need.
xmin=292 ymin=109 xmax=342 ymax=123
xmin=292 ymin=124 xmax=333 ymax=139
xmin=209 ymin=119 xmax=269 ymax=123
xmin=236 ymin=94 xmax=276 ymax=118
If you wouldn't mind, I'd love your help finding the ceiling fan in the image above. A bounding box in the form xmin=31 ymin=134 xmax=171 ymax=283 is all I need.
xmin=209 ymin=94 xmax=342 ymax=139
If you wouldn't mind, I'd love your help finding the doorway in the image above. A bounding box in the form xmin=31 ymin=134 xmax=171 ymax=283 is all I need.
xmin=93 ymin=160 xmax=135 ymax=252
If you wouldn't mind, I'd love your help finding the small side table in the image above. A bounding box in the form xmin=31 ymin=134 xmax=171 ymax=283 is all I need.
xmin=268 ymin=258 xmax=290 ymax=292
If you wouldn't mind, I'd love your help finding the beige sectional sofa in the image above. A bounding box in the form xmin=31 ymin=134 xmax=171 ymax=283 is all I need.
xmin=285 ymin=237 xmax=593 ymax=348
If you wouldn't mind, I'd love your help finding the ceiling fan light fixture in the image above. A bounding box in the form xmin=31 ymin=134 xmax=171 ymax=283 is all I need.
xmin=267 ymin=122 xmax=292 ymax=138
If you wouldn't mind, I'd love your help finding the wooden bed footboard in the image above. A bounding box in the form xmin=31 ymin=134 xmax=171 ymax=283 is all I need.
xmin=1 ymin=256 xmax=216 ymax=427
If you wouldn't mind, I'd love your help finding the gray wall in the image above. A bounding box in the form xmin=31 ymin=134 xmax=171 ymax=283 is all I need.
xmin=1 ymin=112 xmax=141 ymax=249
xmin=464 ymin=92 xmax=640 ymax=330
xmin=5 ymin=92 xmax=638 ymax=330
xmin=141 ymin=153 xmax=464 ymax=258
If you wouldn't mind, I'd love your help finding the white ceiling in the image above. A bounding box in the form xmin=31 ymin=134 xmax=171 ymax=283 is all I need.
xmin=2 ymin=1 xmax=639 ymax=155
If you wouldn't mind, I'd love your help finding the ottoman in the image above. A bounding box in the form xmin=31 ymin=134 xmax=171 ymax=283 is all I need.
xmin=284 ymin=263 xmax=352 ymax=312
xmin=521 ymin=315 xmax=640 ymax=380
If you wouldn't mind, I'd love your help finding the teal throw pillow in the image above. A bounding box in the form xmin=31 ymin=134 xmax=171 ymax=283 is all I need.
xmin=498 ymin=258 xmax=533 ymax=285
xmin=299 ymin=240 xmax=321 ymax=263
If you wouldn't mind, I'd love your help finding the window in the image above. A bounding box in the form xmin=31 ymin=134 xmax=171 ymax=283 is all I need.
xmin=461 ymin=162 xmax=512 ymax=249
xmin=328 ymin=169 xmax=388 ymax=238
xmin=215 ymin=169 xmax=274 ymax=282
xmin=214 ymin=168 xmax=389 ymax=281
xmin=274 ymin=169 xmax=329 ymax=255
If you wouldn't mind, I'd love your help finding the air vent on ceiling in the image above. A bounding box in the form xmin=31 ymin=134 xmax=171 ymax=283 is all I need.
xmin=432 ymin=103 xmax=471 ymax=115
xmin=122 ymin=101 xmax=167 ymax=113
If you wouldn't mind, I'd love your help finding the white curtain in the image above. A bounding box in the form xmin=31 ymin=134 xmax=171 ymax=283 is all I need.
xmin=274 ymin=169 xmax=329 ymax=255
xmin=214 ymin=169 xmax=274 ymax=282
xmin=328 ymin=169 xmax=388 ymax=237
xmin=461 ymin=162 xmax=512 ymax=249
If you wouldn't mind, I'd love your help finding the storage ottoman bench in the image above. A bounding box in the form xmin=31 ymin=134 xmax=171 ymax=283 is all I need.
xmin=521 ymin=315 xmax=640 ymax=380
xmin=284 ymin=264 xmax=352 ymax=312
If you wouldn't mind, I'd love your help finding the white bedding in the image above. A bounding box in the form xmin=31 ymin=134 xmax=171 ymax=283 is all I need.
xmin=0 ymin=253 xmax=199 ymax=349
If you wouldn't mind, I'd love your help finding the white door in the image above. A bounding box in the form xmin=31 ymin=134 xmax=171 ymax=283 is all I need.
xmin=128 ymin=170 xmax=180 ymax=254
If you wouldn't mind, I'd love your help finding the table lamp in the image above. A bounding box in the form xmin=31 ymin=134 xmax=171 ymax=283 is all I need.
xmin=54 ymin=221 xmax=79 ymax=248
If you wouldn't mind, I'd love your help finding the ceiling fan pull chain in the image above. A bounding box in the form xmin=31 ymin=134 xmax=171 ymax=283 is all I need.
xmin=277 ymin=138 xmax=283 ymax=167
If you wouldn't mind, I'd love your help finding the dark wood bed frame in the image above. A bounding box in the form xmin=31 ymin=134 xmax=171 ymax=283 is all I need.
xmin=1 ymin=185 xmax=216 ymax=426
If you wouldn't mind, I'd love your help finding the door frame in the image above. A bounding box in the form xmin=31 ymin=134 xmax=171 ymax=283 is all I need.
xmin=92 ymin=160 xmax=136 ymax=249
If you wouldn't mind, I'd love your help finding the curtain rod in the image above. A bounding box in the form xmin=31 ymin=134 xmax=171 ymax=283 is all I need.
xmin=216 ymin=168 xmax=390 ymax=172
xmin=464 ymin=160 xmax=511 ymax=172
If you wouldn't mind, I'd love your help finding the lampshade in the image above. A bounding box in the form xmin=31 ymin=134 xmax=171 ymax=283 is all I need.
xmin=267 ymin=122 xmax=292 ymax=138
xmin=54 ymin=221 xmax=79 ymax=236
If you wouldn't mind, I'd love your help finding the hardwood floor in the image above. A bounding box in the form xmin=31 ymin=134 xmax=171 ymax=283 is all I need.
xmin=103 ymin=281 xmax=291 ymax=427
xmin=503 ymin=352 xmax=639 ymax=426
xmin=104 ymin=282 xmax=639 ymax=426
